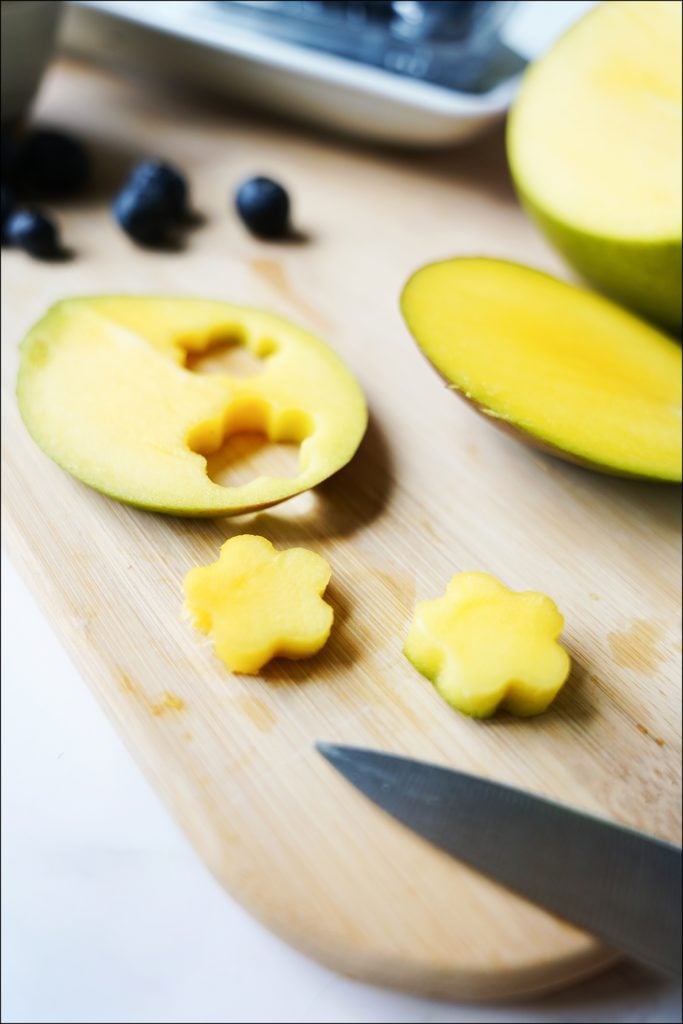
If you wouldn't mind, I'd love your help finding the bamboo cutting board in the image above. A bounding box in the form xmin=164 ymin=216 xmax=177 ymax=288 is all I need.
xmin=2 ymin=61 xmax=681 ymax=1000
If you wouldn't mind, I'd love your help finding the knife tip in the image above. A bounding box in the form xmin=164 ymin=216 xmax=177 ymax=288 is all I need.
xmin=316 ymin=742 xmax=366 ymax=769
xmin=315 ymin=741 xmax=343 ymax=760
xmin=316 ymin=742 xmax=391 ymax=774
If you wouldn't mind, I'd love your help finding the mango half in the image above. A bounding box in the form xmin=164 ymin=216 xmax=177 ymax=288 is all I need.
xmin=17 ymin=296 xmax=367 ymax=516
xmin=401 ymin=258 xmax=682 ymax=481
xmin=508 ymin=1 xmax=682 ymax=333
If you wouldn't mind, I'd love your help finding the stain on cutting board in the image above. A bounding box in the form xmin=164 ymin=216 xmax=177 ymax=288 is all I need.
xmin=119 ymin=673 xmax=186 ymax=717
xmin=238 ymin=694 xmax=278 ymax=732
xmin=635 ymin=723 xmax=666 ymax=748
xmin=150 ymin=692 xmax=186 ymax=716
xmin=607 ymin=619 xmax=664 ymax=674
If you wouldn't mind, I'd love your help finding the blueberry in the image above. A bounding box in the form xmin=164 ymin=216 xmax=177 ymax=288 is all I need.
xmin=113 ymin=185 xmax=166 ymax=246
xmin=16 ymin=129 xmax=89 ymax=197
xmin=4 ymin=208 xmax=61 ymax=258
xmin=235 ymin=176 xmax=290 ymax=239
xmin=1 ymin=184 xmax=16 ymax=242
xmin=113 ymin=159 xmax=188 ymax=246
xmin=128 ymin=160 xmax=188 ymax=220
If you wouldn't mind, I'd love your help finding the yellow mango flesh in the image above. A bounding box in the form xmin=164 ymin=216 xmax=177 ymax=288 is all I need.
xmin=401 ymin=258 xmax=682 ymax=481
xmin=17 ymin=296 xmax=367 ymax=516
xmin=404 ymin=573 xmax=571 ymax=718
xmin=508 ymin=0 xmax=682 ymax=331
xmin=184 ymin=535 xmax=333 ymax=673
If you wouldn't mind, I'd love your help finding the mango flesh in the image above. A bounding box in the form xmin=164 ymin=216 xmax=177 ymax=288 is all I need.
xmin=401 ymin=258 xmax=682 ymax=481
xmin=404 ymin=572 xmax=571 ymax=718
xmin=184 ymin=535 xmax=333 ymax=673
xmin=507 ymin=1 xmax=682 ymax=333
xmin=17 ymin=296 xmax=367 ymax=516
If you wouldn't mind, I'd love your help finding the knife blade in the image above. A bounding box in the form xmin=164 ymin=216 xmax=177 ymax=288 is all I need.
xmin=316 ymin=743 xmax=682 ymax=977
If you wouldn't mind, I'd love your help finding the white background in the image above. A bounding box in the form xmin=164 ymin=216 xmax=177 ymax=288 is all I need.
xmin=2 ymin=557 xmax=681 ymax=1023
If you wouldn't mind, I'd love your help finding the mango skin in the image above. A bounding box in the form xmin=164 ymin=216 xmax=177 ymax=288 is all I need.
xmin=513 ymin=185 xmax=682 ymax=336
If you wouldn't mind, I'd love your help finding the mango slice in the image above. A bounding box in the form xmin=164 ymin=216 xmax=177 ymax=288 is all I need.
xmin=401 ymin=258 xmax=682 ymax=481
xmin=508 ymin=0 xmax=682 ymax=332
xmin=17 ymin=296 xmax=367 ymax=516
xmin=404 ymin=572 xmax=571 ymax=718
xmin=183 ymin=535 xmax=333 ymax=674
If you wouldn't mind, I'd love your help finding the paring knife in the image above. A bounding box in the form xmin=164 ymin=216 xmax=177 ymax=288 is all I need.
xmin=316 ymin=744 xmax=682 ymax=977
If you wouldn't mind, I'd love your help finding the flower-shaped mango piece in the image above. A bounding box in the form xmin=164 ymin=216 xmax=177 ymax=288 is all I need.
xmin=404 ymin=572 xmax=570 ymax=718
xmin=184 ymin=535 xmax=333 ymax=673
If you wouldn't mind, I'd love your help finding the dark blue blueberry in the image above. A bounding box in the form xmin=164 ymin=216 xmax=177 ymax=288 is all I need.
xmin=16 ymin=129 xmax=89 ymax=197
xmin=1 ymin=184 xmax=16 ymax=243
xmin=4 ymin=209 xmax=60 ymax=258
xmin=127 ymin=160 xmax=188 ymax=221
xmin=113 ymin=159 xmax=189 ymax=246
xmin=235 ymin=177 xmax=290 ymax=239
xmin=113 ymin=185 xmax=168 ymax=247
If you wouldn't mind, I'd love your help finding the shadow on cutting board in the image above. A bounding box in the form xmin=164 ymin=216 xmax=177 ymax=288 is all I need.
xmin=249 ymin=413 xmax=394 ymax=543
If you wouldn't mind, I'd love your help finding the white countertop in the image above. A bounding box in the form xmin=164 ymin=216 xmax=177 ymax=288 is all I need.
xmin=2 ymin=553 xmax=681 ymax=1023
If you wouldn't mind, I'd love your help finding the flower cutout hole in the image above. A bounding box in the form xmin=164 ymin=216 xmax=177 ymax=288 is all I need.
xmin=188 ymin=397 xmax=314 ymax=488
xmin=204 ymin=433 xmax=302 ymax=487
xmin=184 ymin=333 xmax=276 ymax=377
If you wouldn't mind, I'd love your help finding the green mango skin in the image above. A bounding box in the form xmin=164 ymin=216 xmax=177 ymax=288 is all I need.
xmin=515 ymin=185 xmax=682 ymax=337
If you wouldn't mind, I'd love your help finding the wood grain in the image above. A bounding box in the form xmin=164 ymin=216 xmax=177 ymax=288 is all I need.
xmin=2 ymin=59 xmax=681 ymax=1000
